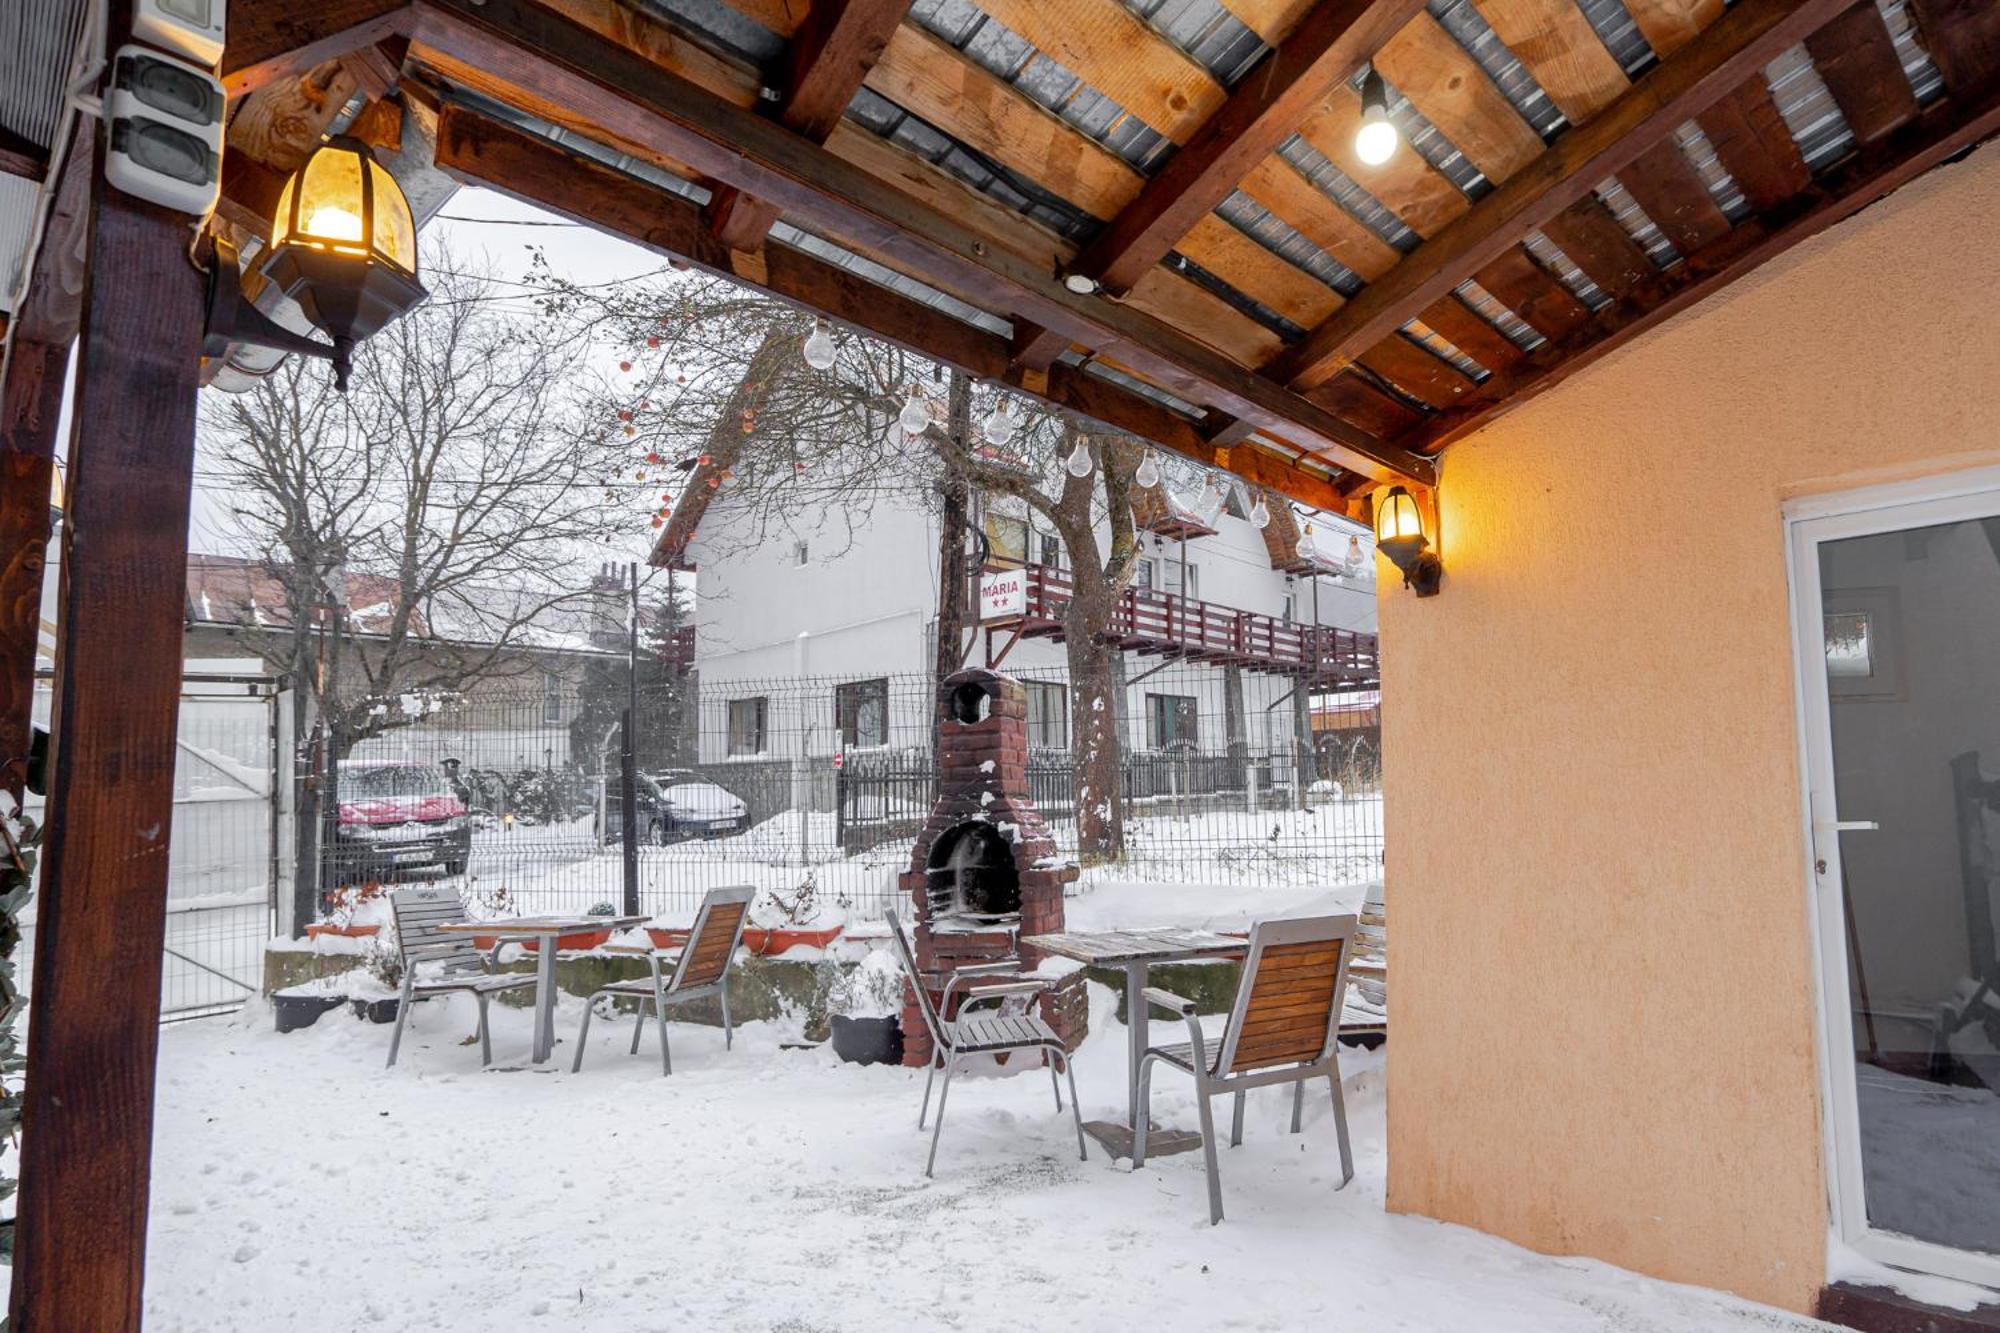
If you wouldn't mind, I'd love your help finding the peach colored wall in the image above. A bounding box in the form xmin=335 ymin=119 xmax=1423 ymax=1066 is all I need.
xmin=1379 ymin=140 xmax=2000 ymax=1314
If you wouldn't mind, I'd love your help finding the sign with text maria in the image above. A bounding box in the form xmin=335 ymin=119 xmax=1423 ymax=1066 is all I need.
xmin=979 ymin=568 xmax=1027 ymax=622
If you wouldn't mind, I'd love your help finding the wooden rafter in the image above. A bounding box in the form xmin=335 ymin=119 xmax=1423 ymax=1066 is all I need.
xmin=431 ymin=102 xmax=1367 ymax=515
xmin=1407 ymin=75 xmax=2000 ymax=452
xmin=1264 ymin=0 xmax=1862 ymax=394
xmin=221 ymin=0 xmax=414 ymax=96
xmin=706 ymin=0 xmax=915 ymax=252
xmin=0 ymin=126 xmax=48 ymax=183
xmin=406 ymin=0 xmax=1434 ymax=483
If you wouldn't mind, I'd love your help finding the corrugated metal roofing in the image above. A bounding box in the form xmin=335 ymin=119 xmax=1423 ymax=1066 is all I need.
xmin=1122 ymin=0 xmax=1266 ymax=86
xmin=1672 ymin=119 xmax=1753 ymax=222
xmin=0 ymin=175 xmax=43 ymax=316
xmin=1429 ymin=0 xmax=1567 ymax=137
xmin=0 ymin=0 xmax=90 ymax=149
xmin=1766 ymin=44 xmax=1856 ymax=172
xmin=1877 ymin=0 xmax=1946 ymax=104
xmin=1274 ymin=135 xmax=1423 ymax=252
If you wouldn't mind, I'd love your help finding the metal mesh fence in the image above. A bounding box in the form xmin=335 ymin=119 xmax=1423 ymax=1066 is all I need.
xmin=331 ymin=660 xmax=1382 ymax=926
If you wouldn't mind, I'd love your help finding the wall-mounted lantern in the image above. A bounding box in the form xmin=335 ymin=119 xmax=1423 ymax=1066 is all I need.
xmin=1375 ymin=485 xmax=1442 ymax=596
xmin=202 ymin=137 xmax=427 ymax=390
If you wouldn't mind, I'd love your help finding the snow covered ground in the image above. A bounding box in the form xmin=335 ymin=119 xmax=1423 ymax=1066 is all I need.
xmin=143 ymin=986 xmax=1830 ymax=1332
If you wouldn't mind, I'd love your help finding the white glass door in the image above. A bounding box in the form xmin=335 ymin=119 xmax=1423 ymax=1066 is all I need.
xmin=1791 ymin=471 xmax=2000 ymax=1288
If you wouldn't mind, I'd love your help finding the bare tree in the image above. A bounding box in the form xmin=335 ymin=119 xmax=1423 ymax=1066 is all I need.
xmin=200 ymin=244 xmax=627 ymax=754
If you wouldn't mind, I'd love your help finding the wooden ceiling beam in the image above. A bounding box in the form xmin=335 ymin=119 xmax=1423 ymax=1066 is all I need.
xmin=1010 ymin=0 xmax=1424 ymax=371
xmin=706 ymin=0 xmax=915 ymax=252
xmin=0 ymin=127 xmax=48 ymax=184
xmin=406 ymin=0 xmax=1432 ymax=483
xmin=430 ymin=103 xmax=1364 ymax=515
xmin=1263 ymin=0 xmax=1860 ymax=393
xmin=1406 ymin=77 xmax=2000 ymax=452
xmin=221 ymin=0 xmax=413 ymax=97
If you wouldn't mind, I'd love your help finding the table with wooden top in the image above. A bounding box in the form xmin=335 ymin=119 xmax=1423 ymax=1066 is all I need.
xmin=1021 ymin=927 xmax=1248 ymax=1160
xmin=436 ymin=915 xmax=647 ymax=1063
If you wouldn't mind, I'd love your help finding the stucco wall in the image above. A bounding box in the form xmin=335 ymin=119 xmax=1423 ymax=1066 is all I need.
xmin=1379 ymin=140 xmax=2000 ymax=1313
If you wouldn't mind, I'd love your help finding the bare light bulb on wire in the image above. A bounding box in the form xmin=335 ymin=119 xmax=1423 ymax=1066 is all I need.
xmin=898 ymin=388 xmax=929 ymax=435
xmin=1345 ymin=535 xmax=1365 ymax=576
xmin=1134 ymin=451 xmax=1161 ymax=489
xmin=802 ymin=319 xmax=836 ymax=371
xmin=1298 ymin=522 xmax=1318 ymax=560
xmin=1065 ymin=439 xmax=1094 ymax=478
xmin=1250 ymin=494 xmax=1271 ymax=529
xmin=981 ymin=399 xmax=1016 ymax=446
xmin=1355 ymin=67 xmax=1399 ymax=167
xmin=1201 ymin=476 xmax=1226 ymax=522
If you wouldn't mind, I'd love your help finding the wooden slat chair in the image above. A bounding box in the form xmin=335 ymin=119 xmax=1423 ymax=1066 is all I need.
xmin=571 ymin=885 xmax=754 ymax=1075
xmin=885 ymin=910 xmax=1086 ymax=1177
xmin=384 ymin=885 xmax=536 ymax=1069
xmin=1133 ymin=913 xmax=1359 ymax=1224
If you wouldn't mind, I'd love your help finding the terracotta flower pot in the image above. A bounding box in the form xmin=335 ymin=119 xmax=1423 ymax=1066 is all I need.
xmin=519 ymin=929 xmax=612 ymax=953
xmin=743 ymin=925 xmax=844 ymax=955
xmin=304 ymin=922 xmax=381 ymax=939
xmin=645 ymin=927 xmax=691 ymax=950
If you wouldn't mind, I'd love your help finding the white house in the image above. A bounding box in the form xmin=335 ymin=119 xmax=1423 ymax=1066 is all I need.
xmin=659 ymin=464 xmax=1379 ymax=782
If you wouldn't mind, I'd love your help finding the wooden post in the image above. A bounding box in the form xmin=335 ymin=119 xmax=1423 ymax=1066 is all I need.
xmin=8 ymin=108 xmax=207 ymax=1329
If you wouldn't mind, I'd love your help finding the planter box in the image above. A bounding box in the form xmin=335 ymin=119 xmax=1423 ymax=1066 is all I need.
xmin=830 ymin=1014 xmax=902 ymax=1066
xmin=304 ymin=922 xmax=380 ymax=939
xmin=645 ymin=924 xmax=844 ymax=955
xmin=273 ymin=992 xmax=346 ymax=1033
xmin=518 ymin=930 xmax=612 ymax=953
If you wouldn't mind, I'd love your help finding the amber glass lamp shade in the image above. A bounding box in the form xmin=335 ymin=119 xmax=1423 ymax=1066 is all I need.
xmin=1374 ymin=485 xmax=1442 ymax=596
xmin=257 ymin=136 xmax=426 ymax=385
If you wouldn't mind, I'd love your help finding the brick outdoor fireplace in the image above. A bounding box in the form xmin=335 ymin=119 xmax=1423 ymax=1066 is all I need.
xmin=899 ymin=669 xmax=1086 ymax=1067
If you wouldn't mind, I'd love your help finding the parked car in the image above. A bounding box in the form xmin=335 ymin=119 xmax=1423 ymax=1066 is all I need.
xmin=599 ymin=770 xmax=750 ymax=845
xmin=333 ymin=760 xmax=474 ymax=879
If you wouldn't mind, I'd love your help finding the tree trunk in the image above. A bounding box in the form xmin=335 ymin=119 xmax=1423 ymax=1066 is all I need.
xmin=1066 ymin=585 xmax=1124 ymax=865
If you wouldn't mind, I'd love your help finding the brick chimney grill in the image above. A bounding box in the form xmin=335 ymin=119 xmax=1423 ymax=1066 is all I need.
xmin=899 ymin=669 xmax=1085 ymax=1067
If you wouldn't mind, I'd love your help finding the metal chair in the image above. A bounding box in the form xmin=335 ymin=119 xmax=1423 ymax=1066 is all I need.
xmin=572 ymin=885 xmax=754 ymax=1074
xmin=1133 ymin=913 xmax=1359 ymax=1224
xmin=885 ymin=910 xmax=1086 ymax=1177
xmin=384 ymin=885 xmax=537 ymax=1069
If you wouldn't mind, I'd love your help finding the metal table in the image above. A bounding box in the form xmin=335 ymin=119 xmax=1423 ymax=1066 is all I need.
xmin=1021 ymin=927 xmax=1246 ymax=1161
xmin=436 ymin=915 xmax=646 ymax=1063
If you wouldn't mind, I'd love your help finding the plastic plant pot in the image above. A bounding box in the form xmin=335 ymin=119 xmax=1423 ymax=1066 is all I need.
xmin=273 ymin=992 xmax=347 ymax=1033
xmin=829 ymin=1015 xmax=904 ymax=1066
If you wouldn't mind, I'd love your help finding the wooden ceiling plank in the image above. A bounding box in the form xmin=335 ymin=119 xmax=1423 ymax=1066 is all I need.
xmin=1264 ymin=0 xmax=1854 ymax=392
xmin=1294 ymin=92 xmax=1471 ymax=237
xmin=1410 ymin=73 xmax=2000 ymax=451
xmin=432 ymin=102 xmax=1361 ymax=510
xmin=1068 ymin=0 xmax=1424 ymax=294
xmin=707 ymin=0 xmax=916 ymax=251
xmin=1218 ymin=0 xmax=1322 ymax=46
xmin=967 ymin=0 xmax=1225 ymax=146
xmin=1179 ymin=216 xmax=1346 ymax=328
xmin=1473 ymin=244 xmax=1590 ymax=339
xmin=1806 ymin=2 xmax=1921 ymax=144
xmin=1417 ymin=292 xmax=1525 ymax=370
xmin=1355 ymin=334 xmax=1477 ymax=410
xmin=1907 ymin=0 xmax=2000 ymax=96
xmin=1238 ymin=157 xmax=1401 ymax=280
xmin=1306 ymin=370 xmax=1427 ymax=439
xmin=1537 ymin=193 xmax=1655 ymax=295
xmin=0 ymin=127 xmax=48 ymax=184
xmin=227 ymin=61 xmax=360 ymax=175
xmin=1374 ymin=10 xmax=1546 ymax=184
xmin=1618 ymin=136 xmax=1732 ymax=252
xmin=719 ymin=0 xmax=814 ymax=39
xmin=1694 ymin=77 xmax=1812 ymax=214
xmin=1622 ymin=0 xmax=1726 ymax=59
xmin=409 ymin=0 xmax=1430 ymax=480
xmin=222 ymin=0 xmax=413 ymax=97
xmin=1471 ymin=0 xmax=1631 ymax=124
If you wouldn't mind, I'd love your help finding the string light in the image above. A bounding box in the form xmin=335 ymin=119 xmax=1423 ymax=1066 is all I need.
xmin=1250 ymin=494 xmax=1271 ymax=529
xmin=1065 ymin=439 xmax=1094 ymax=477
xmin=1297 ymin=522 xmax=1318 ymax=560
xmin=1134 ymin=451 xmax=1160 ymax=488
xmin=802 ymin=318 xmax=836 ymax=371
xmin=980 ymin=398 xmax=1017 ymax=446
xmin=898 ymin=387 xmax=929 ymax=435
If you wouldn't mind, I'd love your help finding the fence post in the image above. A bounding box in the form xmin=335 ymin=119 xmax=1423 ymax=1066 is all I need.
xmin=834 ymin=761 xmax=845 ymax=857
xmin=621 ymin=562 xmax=640 ymax=917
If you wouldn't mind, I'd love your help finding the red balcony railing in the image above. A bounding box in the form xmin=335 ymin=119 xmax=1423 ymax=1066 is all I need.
xmin=1012 ymin=563 xmax=1378 ymax=687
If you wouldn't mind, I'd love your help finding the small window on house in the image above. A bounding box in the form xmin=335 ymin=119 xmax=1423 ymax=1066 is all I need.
xmin=792 ymin=540 xmax=809 ymax=567
xmin=1039 ymin=532 xmax=1062 ymax=569
xmin=1281 ymin=592 xmax=1297 ymax=625
xmin=1022 ymin=680 xmax=1067 ymax=749
xmin=834 ymin=678 xmax=889 ymax=748
xmin=1163 ymin=560 xmax=1198 ymax=600
xmin=1146 ymin=694 xmax=1198 ymax=750
xmin=1136 ymin=558 xmax=1156 ymax=591
xmin=727 ymin=697 xmax=768 ymax=755
xmin=542 ymin=671 xmax=564 ymax=725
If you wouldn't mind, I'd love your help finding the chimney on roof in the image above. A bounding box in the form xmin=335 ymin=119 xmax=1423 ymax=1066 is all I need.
xmin=588 ymin=563 xmax=626 ymax=651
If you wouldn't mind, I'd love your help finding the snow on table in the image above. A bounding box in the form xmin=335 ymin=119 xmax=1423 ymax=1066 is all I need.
xmin=144 ymin=985 xmax=1822 ymax=1332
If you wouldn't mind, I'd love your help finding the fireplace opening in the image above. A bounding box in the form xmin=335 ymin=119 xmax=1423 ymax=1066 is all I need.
xmin=926 ymin=821 xmax=1020 ymax=924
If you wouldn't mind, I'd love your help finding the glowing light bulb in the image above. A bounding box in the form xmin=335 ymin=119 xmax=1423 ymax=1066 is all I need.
xmin=1298 ymin=522 xmax=1318 ymax=560
xmin=1250 ymin=495 xmax=1271 ymax=529
xmin=1134 ymin=452 xmax=1160 ymax=488
xmin=1355 ymin=68 xmax=1399 ymax=167
xmin=802 ymin=319 xmax=836 ymax=370
xmin=1065 ymin=439 xmax=1094 ymax=478
xmin=305 ymin=205 xmax=363 ymax=242
xmin=981 ymin=400 xmax=1016 ymax=446
xmin=898 ymin=388 xmax=929 ymax=435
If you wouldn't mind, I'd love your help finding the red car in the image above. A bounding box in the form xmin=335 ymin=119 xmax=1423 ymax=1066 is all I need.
xmin=334 ymin=761 xmax=473 ymax=879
